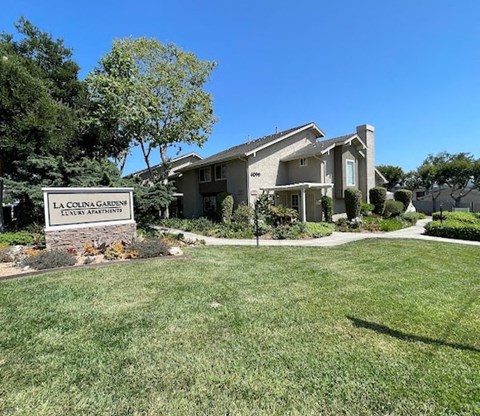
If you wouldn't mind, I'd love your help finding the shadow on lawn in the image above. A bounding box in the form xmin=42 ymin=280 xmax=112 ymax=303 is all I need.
xmin=347 ymin=316 xmax=480 ymax=353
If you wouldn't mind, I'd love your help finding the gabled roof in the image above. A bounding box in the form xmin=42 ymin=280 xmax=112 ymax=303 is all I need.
xmin=281 ymin=133 xmax=367 ymax=162
xmin=128 ymin=152 xmax=202 ymax=178
xmin=181 ymin=122 xmax=325 ymax=170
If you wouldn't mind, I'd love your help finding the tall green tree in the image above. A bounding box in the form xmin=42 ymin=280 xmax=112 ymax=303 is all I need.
xmin=376 ymin=165 xmax=405 ymax=191
xmin=0 ymin=18 xmax=104 ymax=231
xmin=415 ymin=152 xmax=480 ymax=209
xmin=6 ymin=156 xmax=126 ymax=227
xmin=86 ymin=38 xmax=216 ymax=216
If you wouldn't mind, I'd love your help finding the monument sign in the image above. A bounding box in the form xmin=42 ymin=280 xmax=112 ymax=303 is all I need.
xmin=43 ymin=187 xmax=136 ymax=249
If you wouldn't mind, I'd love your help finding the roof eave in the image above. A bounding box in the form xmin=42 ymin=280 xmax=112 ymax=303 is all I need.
xmin=245 ymin=122 xmax=325 ymax=157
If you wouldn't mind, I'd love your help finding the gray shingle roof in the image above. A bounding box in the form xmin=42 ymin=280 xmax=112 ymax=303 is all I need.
xmin=182 ymin=122 xmax=323 ymax=170
xmin=281 ymin=133 xmax=360 ymax=161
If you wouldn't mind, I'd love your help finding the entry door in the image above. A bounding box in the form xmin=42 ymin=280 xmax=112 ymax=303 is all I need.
xmin=291 ymin=194 xmax=299 ymax=212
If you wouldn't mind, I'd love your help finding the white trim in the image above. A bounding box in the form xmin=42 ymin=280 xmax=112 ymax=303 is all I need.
xmin=42 ymin=187 xmax=134 ymax=192
xmin=261 ymin=182 xmax=333 ymax=192
xmin=245 ymin=123 xmax=325 ymax=156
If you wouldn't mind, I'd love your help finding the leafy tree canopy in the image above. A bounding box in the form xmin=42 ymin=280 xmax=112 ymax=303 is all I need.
xmin=86 ymin=38 xmax=217 ymax=179
xmin=376 ymin=165 xmax=405 ymax=191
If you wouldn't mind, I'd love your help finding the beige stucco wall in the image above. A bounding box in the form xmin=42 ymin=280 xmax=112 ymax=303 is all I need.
xmin=225 ymin=158 xmax=248 ymax=207
xmin=286 ymin=157 xmax=322 ymax=184
xmin=333 ymin=145 xmax=363 ymax=199
xmin=182 ymin=170 xmax=203 ymax=218
xmin=247 ymin=130 xmax=317 ymax=204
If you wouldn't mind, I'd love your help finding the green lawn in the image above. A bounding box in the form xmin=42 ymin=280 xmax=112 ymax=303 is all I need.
xmin=0 ymin=240 xmax=479 ymax=415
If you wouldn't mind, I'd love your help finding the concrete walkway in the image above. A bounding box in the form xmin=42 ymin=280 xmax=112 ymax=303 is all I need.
xmin=159 ymin=219 xmax=480 ymax=247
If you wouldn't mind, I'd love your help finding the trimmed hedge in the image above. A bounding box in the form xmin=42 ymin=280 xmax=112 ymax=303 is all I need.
xmin=425 ymin=220 xmax=480 ymax=241
xmin=369 ymin=187 xmax=387 ymax=215
xmin=217 ymin=192 xmax=234 ymax=224
xmin=344 ymin=188 xmax=362 ymax=220
xmin=432 ymin=211 xmax=480 ymax=223
xmin=384 ymin=200 xmax=404 ymax=218
xmin=0 ymin=232 xmax=36 ymax=246
xmin=320 ymin=195 xmax=333 ymax=223
xmin=394 ymin=189 xmax=412 ymax=212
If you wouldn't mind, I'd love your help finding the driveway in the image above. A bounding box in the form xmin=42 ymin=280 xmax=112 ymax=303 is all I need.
xmin=160 ymin=219 xmax=480 ymax=247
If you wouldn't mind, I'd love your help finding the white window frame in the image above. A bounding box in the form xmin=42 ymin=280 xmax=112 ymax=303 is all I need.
xmin=199 ymin=167 xmax=211 ymax=183
xmin=346 ymin=159 xmax=356 ymax=187
xmin=299 ymin=158 xmax=308 ymax=167
xmin=214 ymin=163 xmax=227 ymax=181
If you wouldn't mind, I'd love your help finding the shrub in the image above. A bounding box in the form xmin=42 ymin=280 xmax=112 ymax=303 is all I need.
xmin=344 ymin=188 xmax=362 ymax=220
xmin=394 ymin=189 xmax=412 ymax=212
xmin=360 ymin=202 xmax=375 ymax=216
xmin=83 ymin=242 xmax=99 ymax=256
xmin=23 ymin=249 xmax=77 ymax=270
xmin=321 ymin=195 xmax=333 ymax=223
xmin=432 ymin=211 xmax=479 ymax=224
xmin=335 ymin=218 xmax=349 ymax=232
xmin=383 ymin=200 xmax=404 ymax=218
xmin=304 ymin=222 xmax=334 ymax=238
xmin=369 ymin=187 xmax=387 ymax=215
xmin=379 ymin=218 xmax=405 ymax=232
xmin=256 ymin=194 xmax=274 ymax=220
xmin=401 ymin=212 xmax=419 ymax=225
xmin=268 ymin=205 xmax=298 ymax=226
xmin=232 ymin=203 xmax=254 ymax=228
xmin=425 ymin=220 xmax=480 ymax=241
xmin=104 ymin=242 xmax=125 ymax=260
xmin=362 ymin=216 xmax=382 ymax=232
xmin=216 ymin=192 xmax=234 ymax=224
xmin=417 ymin=212 xmax=426 ymax=219
xmin=271 ymin=223 xmax=307 ymax=240
xmin=0 ymin=231 xmax=36 ymax=246
xmin=128 ymin=239 xmax=169 ymax=258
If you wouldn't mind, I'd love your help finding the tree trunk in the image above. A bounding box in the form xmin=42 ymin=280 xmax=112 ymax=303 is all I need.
xmin=0 ymin=156 xmax=4 ymax=232
xmin=0 ymin=179 xmax=4 ymax=233
xmin=160 ymin=145 xmax=170 ymax=219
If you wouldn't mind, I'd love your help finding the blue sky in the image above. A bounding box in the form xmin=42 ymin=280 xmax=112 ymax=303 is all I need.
xmin=2 ymin=0 xmax=479 ymax=175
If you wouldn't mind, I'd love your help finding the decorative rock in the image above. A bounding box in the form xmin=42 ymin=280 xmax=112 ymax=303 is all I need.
xmin=84 ymin=256 xmax=96 ymax=264
xmin=21 ymin=266 xmax=30 ymax=272
xmin=168 ymin=247 xmax=183 ymax=256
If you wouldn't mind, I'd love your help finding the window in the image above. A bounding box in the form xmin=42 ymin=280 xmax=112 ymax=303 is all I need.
xmin=199 ymin=167 xmax=211 ymax=183
xmin=291 ymin=194 xmax=299 ymax=212
xmin=215 ymin=164 xmax=227 ymax=180
xmin=203 ymin=196 xmax=216 ymax=213
xmin=346 ymin=159 xmax=356 ymax=186
xmin=299 ymin=158 xmax=308 ymax=167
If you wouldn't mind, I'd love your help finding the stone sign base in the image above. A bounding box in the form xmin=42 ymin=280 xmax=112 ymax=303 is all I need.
xmin=45 ymin=223 xmax=136 ymax=250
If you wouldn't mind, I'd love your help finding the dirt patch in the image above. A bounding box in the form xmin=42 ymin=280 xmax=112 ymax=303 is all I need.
xmin=0 ymin=262 xmax=23 ymax=278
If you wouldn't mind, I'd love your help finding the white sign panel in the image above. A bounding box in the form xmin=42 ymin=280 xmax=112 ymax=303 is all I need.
xmin=43 ymin=187 xmax=134 ymax=229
